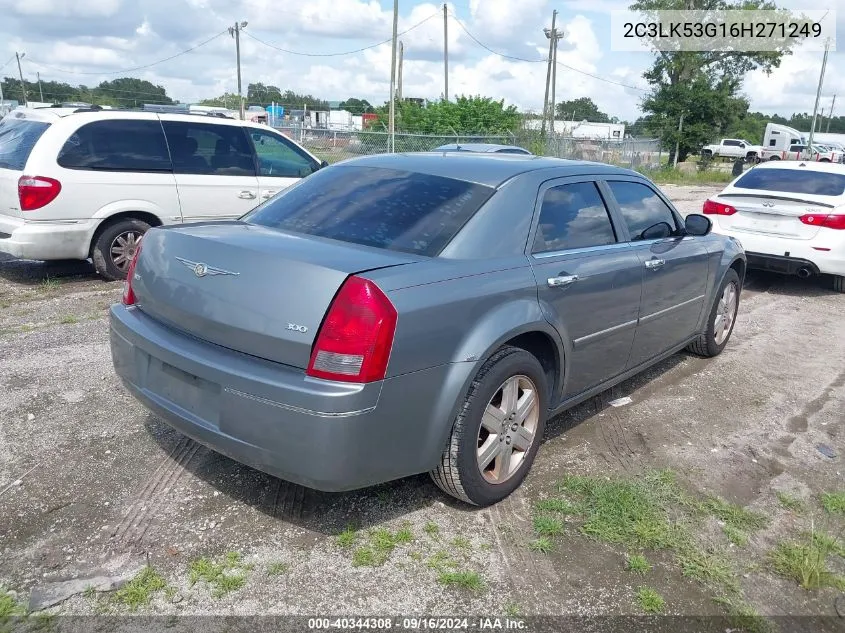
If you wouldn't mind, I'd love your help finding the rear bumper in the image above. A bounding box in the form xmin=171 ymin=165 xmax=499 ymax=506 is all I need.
xmin=0 ymin=216 xmax=97 ymax=260
xmin=711 ymin=227 xmax=845 ymax=277
xmin=109 ymin=304 xmax=471 ymax=492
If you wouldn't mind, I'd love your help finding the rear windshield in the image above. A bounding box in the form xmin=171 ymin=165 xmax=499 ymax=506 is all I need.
xmin=242 ymin=165 xmax=495 ymax=256
xmin=0 ymin=117 xmax=50 ymax=171
xmin=734 ymin=168 xmax=845 ymax=197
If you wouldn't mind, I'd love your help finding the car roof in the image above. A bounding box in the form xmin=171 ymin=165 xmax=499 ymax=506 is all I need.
xmin=5 ymin=107 xmax=245 ymax=126
xmin=335 ymin=152 xmax=639 ymax=188
xmin=434 ymin=143 xmax=530 ymax=153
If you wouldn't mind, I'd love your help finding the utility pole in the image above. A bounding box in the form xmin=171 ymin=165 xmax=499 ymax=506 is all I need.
xmin=807 ymin=37 xmax=830 ymax=155
xmin=443 ymin=3 xmax=449 ymax=101
xmin=827 ymin=94 xmax=836 ymax=133
xmin=388 ymin=0 xmax=399 ymax=152
xmin=540 ymin=10 xmax=557 ymax=136
xmin=15 ymin=52 xmax=27 ymax=107
xmin=36 ymin=71 xmax=43 ymax=102
xmin=673 ymin=112 xmax=684 ymax=168
xmin=229 ymin=21 xmax=248 ymax=121
xmin=549 ymin=27 xmax=563 ymax=135
xmin=397 ymin=41 xmax=404 ymax=102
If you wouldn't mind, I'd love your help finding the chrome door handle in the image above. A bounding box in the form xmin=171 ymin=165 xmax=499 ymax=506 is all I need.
xmin=238 ymin=190 xmax=256 ymax=199
xmin=645 ymin=259 xmax=665 ymax=270
xmin=261 ymin=190 xmax=277 ymax=199
xmin=547 ymin=274 xmax=579 ymax=288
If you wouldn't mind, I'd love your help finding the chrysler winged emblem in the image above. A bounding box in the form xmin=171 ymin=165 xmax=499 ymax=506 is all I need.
xmin=761 ymin=202 xmax=775 ymax=208
xmin=175 ymin=257 xmax=239 ymax=278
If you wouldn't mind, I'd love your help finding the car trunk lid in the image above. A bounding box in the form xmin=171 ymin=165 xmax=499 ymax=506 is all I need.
xmin=131 ymin=222 xmax=423 ymax=369
xmin=714 ymin=193 xmax=834 ymax=240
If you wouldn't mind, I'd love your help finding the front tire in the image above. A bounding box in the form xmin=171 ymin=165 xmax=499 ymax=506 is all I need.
xmin=92 ymin=218 xmax=150 ymax=281
xmin=687 ymin=269 xmax=741 ymax=358
xmin=430 ymin=346 xmax=548 ymax=506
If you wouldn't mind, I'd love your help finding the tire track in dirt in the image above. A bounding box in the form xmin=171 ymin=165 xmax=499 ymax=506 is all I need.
xmin=111 ymin=436 xmax=199 ymax=551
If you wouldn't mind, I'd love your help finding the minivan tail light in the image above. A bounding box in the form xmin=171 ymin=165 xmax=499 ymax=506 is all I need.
xmin=702 ymin=199 xmax=737 ymax=215
xmin=799 ymin=213 xmax=845 ymax=230
xmin=306 ymin=276 xmax=397 ymax=383
xmin=122 ymin=240 xmax=143 ymax=306
xmin=18 ymin=176 xmax=62 ymax=211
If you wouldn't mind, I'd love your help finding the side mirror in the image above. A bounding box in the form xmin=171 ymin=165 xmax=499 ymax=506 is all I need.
xmin=685 ymin=213 xmax=712 ymax=236
xmin=641 ymin=221 xmax=673 ymax=240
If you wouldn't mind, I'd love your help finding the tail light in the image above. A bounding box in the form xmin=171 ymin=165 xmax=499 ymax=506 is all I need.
xmin=18 ymin=176 xmax=62 ymax=211
xmin=703 ymin=199 xmax=737 ymax=215
xmin=122 ymin=240 xmax=143 ymax=306
xmin=799 ymin=213 xmax=845 ymax=230
xmin=307 ymin=276 xmax=397 ymax=383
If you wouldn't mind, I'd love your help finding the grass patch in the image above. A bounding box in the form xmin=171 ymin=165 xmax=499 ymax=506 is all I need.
xmin=351 ymin=527 xmax=413 ymax=567
xmin=533 ymin=515 xmax=565 ymax=537
xmin=336 ymin=525 xmax=358 ymax=548
xmin=626 ymin=553 xmax=651 ymax=575
xmin=451 ymin=536 xmax=471 ymax=551
xmin=820 ymin=491 xmax=845 ymax=514
xmin=637 ymin=166 xmax=735 ymax=185
xmin=635 ymin=587 xmax=665 ymax=614
xmin=423 ymin=521 xmax=439 ymax=537
xmin=535 ymin=498 xmax=579 ymax=514
xmin=111 ymin=567 xmax=167 ymax=611
xmin=266 ymin=562 xmax=289 ymax=576
xmin=437 ymin=570 xmax=484 ymax=592
xmin=776 ymin=492 xmax=805 ymax=513
xmin=678 ymin=550 xmax=739 ymax=593
xmin=59 ymin=315 xmax=78 ymax=324
xmin=713 ymin=597 xmax=773 ymax=633
xmin=188 ymin=552 xmax=251 ymax=597
xmin=503 ymin=601 xmax=521 ymax=617
xmin=706 ymin=497 xmax=768 ymax=532
xmin=723 ymin=525 xmax=749 ymax=547
xmin=427 ymin=551 xmax=458 ymax=573
xmin=39 ymin=278 xmax=62 ymax=292
xmin=769 ymin=531 xmax=845 ymax=590
xmin=528 ymin=537 xmax=554 ymax=554
xmin=0 ymin=591 xmax=26 ymax=620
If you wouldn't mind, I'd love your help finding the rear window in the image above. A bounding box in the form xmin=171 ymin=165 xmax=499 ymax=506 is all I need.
xmin=0 ymin=117 xmax=50 ymax=171
xmin=242 ymin=165 xmax=495 ymax=256
xmin=57 ymin=119 xmax=171 ymax=172
xmin=734 ymin=168 xmax=845 ymax=197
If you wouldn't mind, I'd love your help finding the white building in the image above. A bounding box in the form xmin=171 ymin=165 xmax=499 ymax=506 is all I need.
xmin=523 ymin=119 xmax=626 ymax=139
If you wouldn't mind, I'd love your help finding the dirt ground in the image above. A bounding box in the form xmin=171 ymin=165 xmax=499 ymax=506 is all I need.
xmin=1 ymin=184 xmax=844 ymax=630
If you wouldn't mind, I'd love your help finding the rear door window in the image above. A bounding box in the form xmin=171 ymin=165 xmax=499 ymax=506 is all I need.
xmin=532 ymin=182 xmax=617 ymax=253
xmin=162 ymin=121 xmax=256 ymax=176
xmin=0 ymin=117 xmax=50 ymax=171
xmin=242 ymin=165 xmax=495 ymax=256
xmin=57 ymin=119 xmax=171 ymax=172
xmin=734 ymin=168 xmax=845 ymax=196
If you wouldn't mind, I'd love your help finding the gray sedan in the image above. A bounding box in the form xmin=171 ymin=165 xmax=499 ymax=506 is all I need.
xmin=110 ymin=153 xmax=745 ymax=506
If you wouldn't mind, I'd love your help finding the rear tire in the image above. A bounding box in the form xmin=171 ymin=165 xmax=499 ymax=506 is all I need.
xmin=92 ymin=218 xmax=150 ymax=281
xmin=687 ymin=269 xmax=741 ymax=358
xmin=430 ymin=346 xmax=548 ymax=507
xmin=833 ymin=275 xmax=845 ymax=293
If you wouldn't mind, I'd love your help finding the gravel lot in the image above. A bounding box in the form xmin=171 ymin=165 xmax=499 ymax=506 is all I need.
xmin=1 ymin=184 xmax=844 ymax=629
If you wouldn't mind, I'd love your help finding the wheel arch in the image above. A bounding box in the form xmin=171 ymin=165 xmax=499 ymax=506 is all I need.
xmin=88 ymin=210 xmax=165 ymax=258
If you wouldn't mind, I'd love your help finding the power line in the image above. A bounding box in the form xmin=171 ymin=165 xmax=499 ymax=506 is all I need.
xmin=0 ymin=55 xmax=14 ymax=73
xmin=449 ymin=11 xmax=649 ymax=92
xmin=24 ymin=30 xmax=228 ymax=76
xmin=244 ymin=12 xmax=439 ymax=57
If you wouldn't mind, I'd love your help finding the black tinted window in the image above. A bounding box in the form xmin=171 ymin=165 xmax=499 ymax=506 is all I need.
xmin=532 ymin=182 xmax=616 ymax=253
xmin=162 ymin=121 xmax=255 ymax=176
xmin=0 ymin=118 xmax=50 ymax=170
xmin=496 ymin=148 xmax=530 ymax=154
xmin=723 ymin=140 xmax=740 ymax=147
xmin=57 ymin=120 xmax=170 ymax=172
xmin=242 ymin=165 xmax=495 ymax=256
xmin=734 ymin=168 xmax=845 ymax=196
xmin=607 ymin=181 xmax=678 ymax=241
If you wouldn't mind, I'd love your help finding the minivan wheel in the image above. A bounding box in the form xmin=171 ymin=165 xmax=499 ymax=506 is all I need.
xmin=430 ymin=346 xmax=548 ymax=506
xmin=92 ymin=219 xmax=151 ymax=281
xmin=687 ymin=268 xmax=741 ymax=358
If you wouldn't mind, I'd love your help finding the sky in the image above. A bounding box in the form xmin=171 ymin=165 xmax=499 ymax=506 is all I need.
xmin=0 ymin=0 xmax=842 ymax=123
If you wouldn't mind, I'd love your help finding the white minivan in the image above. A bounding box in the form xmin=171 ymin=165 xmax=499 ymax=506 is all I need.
xmin=0 ymin=106 xmax=325 ymax=279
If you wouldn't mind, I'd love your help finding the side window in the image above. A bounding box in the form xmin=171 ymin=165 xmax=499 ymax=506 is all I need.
xmin=532 ymin=182 xmax=617 ymax=254
xmin=768 ymin=139 xmax=777 ymax=146
xmin=57 ymin=120 xmax=170 ymax=172
xmin=248 ymin=129 xmax=316 ymax=178
xmin=606 ymin=181 xmax=679 ymax=241
xmin=723 ymin=140 xmax=739 ymax=147
xmin=162 ymin=121 xmax=255 ymax=176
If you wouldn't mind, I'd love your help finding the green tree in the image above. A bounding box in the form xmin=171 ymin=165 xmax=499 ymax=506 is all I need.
xmin=632 ymin=0 xmax=796 ymax=163
xmin=338 ymin=97 xmax=375 ymax=114
xmin=376 ymin=96 xmax=520 ymax=134
xmin=1 ymin=75 xmax=173 ymax=107
xmin=555 ymin=97 xmax=611 ymax=122
xmin=198 ymin=92 xmax=241 ymax=108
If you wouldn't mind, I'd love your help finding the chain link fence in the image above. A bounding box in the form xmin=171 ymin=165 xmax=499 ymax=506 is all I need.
xmin=274 ymin=124 xmax=664 ymax=169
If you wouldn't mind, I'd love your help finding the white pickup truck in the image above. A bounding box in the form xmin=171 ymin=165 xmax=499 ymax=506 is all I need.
xmin=700 ymin=138 xmax=764 ymax=162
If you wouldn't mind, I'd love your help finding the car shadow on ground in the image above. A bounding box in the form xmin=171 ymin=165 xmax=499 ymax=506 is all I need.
xmin=743 ymin=269 xmax=841 ymax=297
xmin=0 ymin=255 xmax=100 ymax=286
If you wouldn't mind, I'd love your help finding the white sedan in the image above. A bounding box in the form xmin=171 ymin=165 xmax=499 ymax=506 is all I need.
xmin=704 ymin=160 xmax=845 ymax=292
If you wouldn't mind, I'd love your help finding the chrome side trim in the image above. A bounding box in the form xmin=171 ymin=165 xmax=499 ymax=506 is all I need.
xmin=532 ymin=241 xmax=632 ymax=259
xmin=573 ymin=319 xmax=638 ymax=348
xmin=639 ymin=295 xmax=705 ymax=324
